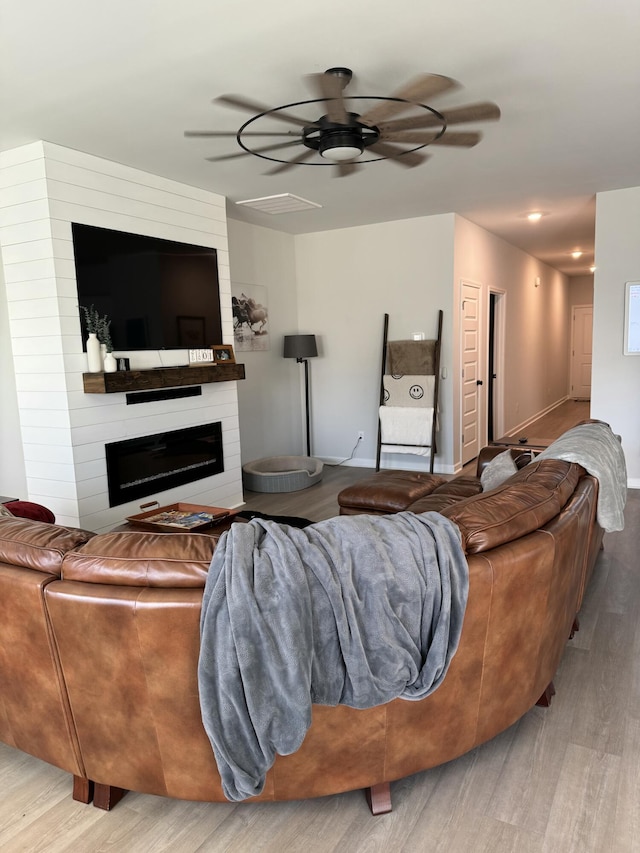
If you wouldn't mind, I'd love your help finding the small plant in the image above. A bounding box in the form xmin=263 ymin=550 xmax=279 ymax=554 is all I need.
xmin=80 ymin=304 xmax=101 ymax=335
xmin=80 ymin=305 xmax=113 ymax=351
xmin=97 ymin=316 xmax=113 ymax=352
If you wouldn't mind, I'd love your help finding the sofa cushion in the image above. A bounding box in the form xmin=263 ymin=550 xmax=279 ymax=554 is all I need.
xmin=61 ymin=531 xmax=217 ymax=587
xmin=410 ymin=493 xmax=475 ymax=514
xmin=432 ymin=477 xmax=484 ymax=499
xmin=0 ymin=517 xmax=94 ymax=574
xmin=480 ymin=450 xmax=518 ymax=491
xmin=442 ymin=459 xmax=583 ymax=554
xmin=409 ymin=477 xmax=483 ymax=514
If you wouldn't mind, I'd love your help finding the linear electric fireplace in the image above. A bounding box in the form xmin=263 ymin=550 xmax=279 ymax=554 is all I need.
xmin=105 ymin=422 xmax=223 ymax=507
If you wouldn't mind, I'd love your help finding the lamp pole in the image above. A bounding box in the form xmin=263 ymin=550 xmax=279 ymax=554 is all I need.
xmin=299 ymin=356 xmax=311 ymax=457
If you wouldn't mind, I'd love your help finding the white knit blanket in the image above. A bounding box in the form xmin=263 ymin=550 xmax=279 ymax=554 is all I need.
xmin=379 ymin=405 xmax=434 ymax=456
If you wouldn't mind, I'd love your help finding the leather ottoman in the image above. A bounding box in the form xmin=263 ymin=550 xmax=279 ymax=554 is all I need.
xmin=337 ymin=471 xmax=448 ymax=515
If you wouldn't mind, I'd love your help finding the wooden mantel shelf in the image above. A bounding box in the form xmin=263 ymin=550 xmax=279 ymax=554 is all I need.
xmin=82 ymin=363 xmax=245 ymax=393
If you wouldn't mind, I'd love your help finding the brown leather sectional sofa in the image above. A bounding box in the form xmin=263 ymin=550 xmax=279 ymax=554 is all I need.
xmin=0 ymin=446 xmax=604 ymax=815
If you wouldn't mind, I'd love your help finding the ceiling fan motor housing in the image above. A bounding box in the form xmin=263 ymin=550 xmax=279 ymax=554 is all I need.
xmin=304 ymin=114 xmax=381 ymax=161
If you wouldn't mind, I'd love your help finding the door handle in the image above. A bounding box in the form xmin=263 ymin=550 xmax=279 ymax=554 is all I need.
xmin=476 ymin=380 xmax=483 ymax=386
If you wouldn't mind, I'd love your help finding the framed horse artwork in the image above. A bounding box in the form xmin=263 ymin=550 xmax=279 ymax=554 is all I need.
xmin=232 ymin=283 xmax=270 ymax=352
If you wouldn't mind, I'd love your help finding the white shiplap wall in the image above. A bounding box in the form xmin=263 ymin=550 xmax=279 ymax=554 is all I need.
xmin=0 ymin=141 xmax=242 ymax=531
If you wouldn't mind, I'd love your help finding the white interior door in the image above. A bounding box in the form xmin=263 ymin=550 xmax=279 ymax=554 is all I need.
xmin=570 ymin=305 xmax=593 ymax=400
xmin=461 ymin=281 xmax=482 ymax=464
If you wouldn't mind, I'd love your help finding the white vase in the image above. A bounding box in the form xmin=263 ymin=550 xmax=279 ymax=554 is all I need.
xmin=104 ymin=351 xmax=117 ymax=373
xmin=86 ymin=333 xmax=102 ymax=373
xmin=100 ymin=343 xmax=107 ymax=363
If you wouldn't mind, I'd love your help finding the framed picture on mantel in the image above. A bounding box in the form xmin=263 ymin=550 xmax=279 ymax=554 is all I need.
xmin=211 ymin=344 xmax=235 ymax=364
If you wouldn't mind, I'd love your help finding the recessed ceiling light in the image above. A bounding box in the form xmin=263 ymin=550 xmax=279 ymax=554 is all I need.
xmin=527 ymin=212 xmax=543 ymax=222
xmin=590 ymin=266 xmax=596 ymax=273
xmin=571 ymin=250 xmax=583 ymax=259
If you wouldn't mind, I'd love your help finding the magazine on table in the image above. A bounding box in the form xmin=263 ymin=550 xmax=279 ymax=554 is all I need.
xmin=142 ymin=509 xmax=229 ymax=529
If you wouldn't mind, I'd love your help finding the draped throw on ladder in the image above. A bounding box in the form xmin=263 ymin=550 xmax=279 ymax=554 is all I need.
xmin=376 ymin=310 xmax=443 ymax=473
xmin=379 ymin=406 xmax=434 ymax=456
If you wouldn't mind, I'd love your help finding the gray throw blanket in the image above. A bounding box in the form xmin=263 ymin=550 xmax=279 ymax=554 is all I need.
xmin=198 ymin=511 xmax=468 ymax=802
xmin=535 ymin=422 xmax=627 ymax=531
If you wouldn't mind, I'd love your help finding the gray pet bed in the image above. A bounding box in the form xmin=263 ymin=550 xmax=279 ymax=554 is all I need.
xmin=242 ymin=456 xmax=324 ymax=493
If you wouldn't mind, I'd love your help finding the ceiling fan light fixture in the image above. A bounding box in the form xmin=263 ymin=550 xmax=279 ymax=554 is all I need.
xmin=320 ymin=145 xmax=363 ymax=162
xmin=318 ymin=131 xmax=364 ymax=162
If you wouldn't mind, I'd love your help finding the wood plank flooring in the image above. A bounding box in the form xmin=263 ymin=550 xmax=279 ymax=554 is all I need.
xmin=4 ymin=400 xmax=638 ymax=852
xmin=496 ymin=400 xmax=591 ymax=444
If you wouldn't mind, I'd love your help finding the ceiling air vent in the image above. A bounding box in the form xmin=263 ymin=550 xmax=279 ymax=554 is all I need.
xmin=235 ymin=194 xmax=322 ymax=214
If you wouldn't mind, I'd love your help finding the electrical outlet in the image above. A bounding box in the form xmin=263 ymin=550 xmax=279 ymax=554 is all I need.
xmin=358 ymin=431 xmax=365 ymax=441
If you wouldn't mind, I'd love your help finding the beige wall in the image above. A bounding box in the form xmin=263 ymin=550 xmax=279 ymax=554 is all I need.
xmin=570 ymin=274 xmax=594 ymax=307
xmin=227 ymin=219 xmax=301 ymax=463
xmin=593 ymin=185 xmax=640 ymax=485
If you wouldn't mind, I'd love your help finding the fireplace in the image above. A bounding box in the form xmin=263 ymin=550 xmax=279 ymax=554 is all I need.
xmin=105 ymin=422 xmax=223 ymax=507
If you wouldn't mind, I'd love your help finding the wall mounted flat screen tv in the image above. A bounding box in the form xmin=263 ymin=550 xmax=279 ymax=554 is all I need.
xmin=72 ymin=223 xmax=223 ymax=351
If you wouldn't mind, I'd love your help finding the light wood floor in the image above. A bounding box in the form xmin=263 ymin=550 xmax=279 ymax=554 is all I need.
xmin=6 ymin=399 xmax=638 ymax=853
xmin=496 ymin=400 xmax=592 ymax=444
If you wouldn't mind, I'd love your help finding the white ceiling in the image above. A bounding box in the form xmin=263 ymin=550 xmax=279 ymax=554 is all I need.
xmin=2 ymin=0 xmax=639 ymax=277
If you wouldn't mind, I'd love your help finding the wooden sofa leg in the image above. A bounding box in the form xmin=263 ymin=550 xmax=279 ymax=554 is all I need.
xmin=72 ymin=775 xmax=94 ymax=804
xmin=536 ymin=681 xmax=556 ymax=707
xmin=569 ymin=617 xmax=580 ymax=639
xmin=365 ymin=781 xmax=392 ymax=815
xmin=93 ymin=783 xmax=128 ymax=810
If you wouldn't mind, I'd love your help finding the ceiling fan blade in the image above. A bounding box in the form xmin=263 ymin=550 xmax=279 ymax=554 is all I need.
xmin=378 ymin=101 xmax=501 ymax=133
xmin=263 ymin=148 xmax=316 ymax=175
xmin=306 ymin=72 xmax=349 ymax=124
xmin=359 ymin=73 xmax=458 ymax=127
xmin=381 ymin=130 xmax=482 ymax=147
xmin=215 ymin=95 xmax=317 ymax=128
xmin=205 ymin=140 xmax=302 ymax=162
xmin=334 ymin=161 xmax=360 ymax=178
xmin=430 ymin=131 xmax=483 ymax=147
xmin=367 ymin=142 xmax=429 ymax=168
xmin=185 ymin=130 xmax=298 ymax=138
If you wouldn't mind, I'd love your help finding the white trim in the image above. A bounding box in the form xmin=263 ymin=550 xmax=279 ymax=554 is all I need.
xmin=623 ymin=282 xmax=640 ymax=355
xmin=488 ymin=287 xmax=507 ymax=440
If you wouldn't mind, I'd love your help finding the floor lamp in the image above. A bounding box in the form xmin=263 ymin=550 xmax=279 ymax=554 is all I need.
xmin=283 ymin=334 xmax=318 ymax=457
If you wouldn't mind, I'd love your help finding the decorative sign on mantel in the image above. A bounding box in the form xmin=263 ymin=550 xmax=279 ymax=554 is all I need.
xmin=189 ymin=348 xmax=215 ymax=364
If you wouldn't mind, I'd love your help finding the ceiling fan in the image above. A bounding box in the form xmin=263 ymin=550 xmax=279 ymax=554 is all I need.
xmin=185 ymin=67 xmax=500 ymax=177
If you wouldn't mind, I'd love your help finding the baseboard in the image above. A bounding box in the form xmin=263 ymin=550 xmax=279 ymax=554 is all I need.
xmin=626 ymin=478 xmax=640 ymax=490
xmin=320 ymin=456 xmax=374 ymax=469
xmin=319 ymin=455 xmax=455 ymax=476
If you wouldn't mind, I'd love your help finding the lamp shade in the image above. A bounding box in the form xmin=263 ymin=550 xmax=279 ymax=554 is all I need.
xmin=283 ymin=334 xmax=318 ymax=360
